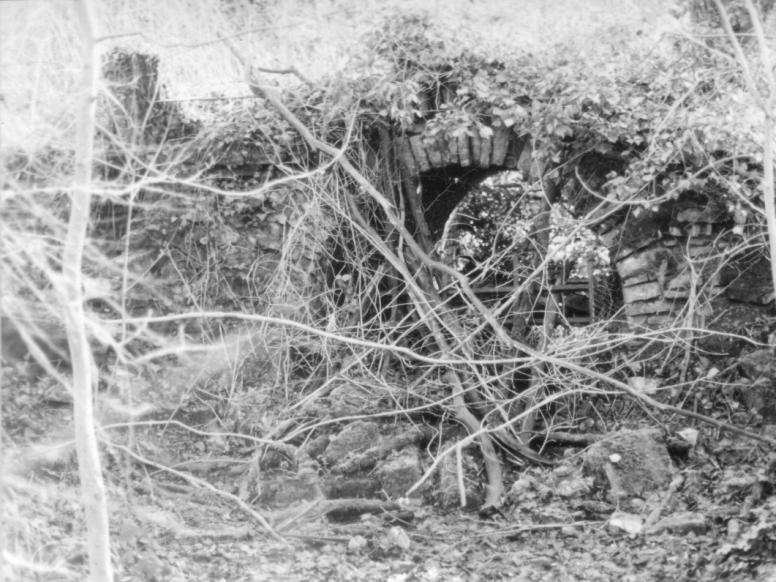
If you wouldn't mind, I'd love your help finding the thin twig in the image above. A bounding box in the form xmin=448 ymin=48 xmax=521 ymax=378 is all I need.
xmin=107 ymin=440 xmax=287 ymax=544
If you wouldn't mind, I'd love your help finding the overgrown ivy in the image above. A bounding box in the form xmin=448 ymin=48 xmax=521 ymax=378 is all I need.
xmin=137 ymin=12 xmax=769 ymax=310
xmin=307 ymin=13 xmax=766 ymax=227
xmin=196 ymin=11 xmax=765 ymax=229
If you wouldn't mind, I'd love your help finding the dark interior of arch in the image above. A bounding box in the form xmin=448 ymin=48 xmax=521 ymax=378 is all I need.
xmin=419 ymin=166 xmax=502 ymax=240
xmin=417 ymin=159 xmax=625 ymax=323
xmin=417 ymin=153 xmax=628 ymax=247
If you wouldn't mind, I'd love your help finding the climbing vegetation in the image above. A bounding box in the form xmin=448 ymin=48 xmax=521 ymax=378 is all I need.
xmin=4 ymin=4 xmax=776 ymax=579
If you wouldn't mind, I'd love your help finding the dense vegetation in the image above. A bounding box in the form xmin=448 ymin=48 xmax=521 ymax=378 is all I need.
xmin=3 ymin=1 xmax=776 ymax=580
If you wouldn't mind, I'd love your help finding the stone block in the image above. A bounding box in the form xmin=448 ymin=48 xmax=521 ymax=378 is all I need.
xmin=445 ymin=135 xmax=458 ymax=166
xmin=457 ymin=134 xmax=471 ymax=167
xmin=583 ymin=428 xmax=675 ymax=502
xmin=424 ymin=137 xmax=445 ymax=167
xmin=470 ymin=131 xmax=483 ymax=167
xmin=324 ymin=421 xmax=380 ymax=465
xmin=376 ymin=446 xmax=423 ymax=499
xmin=479 ymin=136 xmax=492 ymax=167
xmin=622 ymin=282 xmax=662 ymax=303
xmin=491 ymin=126 xmax=510 ymax=166
xmin=409 ymin=135 xmax=431 ymax=172
xmin=438 ymin=446 xmax=481 ymax=508
xmin=322 ymin=476 xmax=381 ymax=499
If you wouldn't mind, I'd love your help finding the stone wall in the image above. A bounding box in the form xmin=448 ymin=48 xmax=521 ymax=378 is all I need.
xmin=598 ymin=192 xmax=772 ymax=326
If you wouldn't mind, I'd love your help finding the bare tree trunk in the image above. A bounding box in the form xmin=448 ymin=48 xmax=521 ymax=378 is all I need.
xmin=66 ymin=1 xmax=113 ymax=580
xmin=744 ymin=0 xmax=776 ymax=306
xmin=713 ymin=0 xmax=776 ymax=308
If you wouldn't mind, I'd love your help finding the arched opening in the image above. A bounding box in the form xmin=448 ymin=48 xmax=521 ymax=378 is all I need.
xmin=422 ymin=168 xmax=622 ymax=330
xmin=419 ymin=166 xmax=501 ymax=239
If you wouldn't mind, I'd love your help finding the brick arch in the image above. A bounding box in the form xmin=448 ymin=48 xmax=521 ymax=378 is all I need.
xmin=100 ymin=50 xmax=765 ymax=328
xmin=394 ymin=128 xmax=533 ymax=240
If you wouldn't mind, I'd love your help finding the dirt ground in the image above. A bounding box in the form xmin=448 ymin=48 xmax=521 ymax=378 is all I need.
xmin=3 ymin=362 xmax=776 ymax=582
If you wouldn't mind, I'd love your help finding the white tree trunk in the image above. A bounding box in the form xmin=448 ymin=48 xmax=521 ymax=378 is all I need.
xmin=65 ymin=1 xmax=113 ymax=580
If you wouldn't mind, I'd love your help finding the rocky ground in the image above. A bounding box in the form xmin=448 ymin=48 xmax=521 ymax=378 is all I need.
xmin=4 ymin=349 xmax=776 ymax=582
